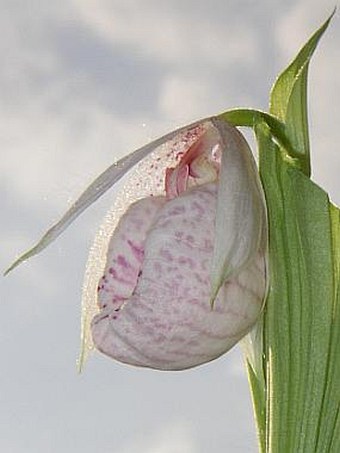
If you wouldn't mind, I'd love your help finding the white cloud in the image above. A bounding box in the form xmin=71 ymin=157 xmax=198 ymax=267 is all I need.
xmin=119 ymin=420 xmax=198 ymax=453
xmin=0 ymin=3 xmax=167 ymax=209
xmin=159 ymin=75 xmax=215 ymax=120
xmin=1 ymin=95 xmax=155 ymax=208
xmin=71 ymin=0 xmax=259 ymax=67
xmin=275 ymin=1 xmax=336 ymax=61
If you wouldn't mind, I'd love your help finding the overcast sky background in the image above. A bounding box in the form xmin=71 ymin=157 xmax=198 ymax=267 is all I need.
xmin=1 ymin=1 xmax=339 ymax=452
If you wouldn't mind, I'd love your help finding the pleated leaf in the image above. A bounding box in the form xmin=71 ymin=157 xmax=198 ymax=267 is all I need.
xmin=269 ymin=10 xmax=334 ymax=175
xmin=220 ymin=12 xmax=338 ymax=452
xmin=256 ymin=122 xmax=338 ymax=452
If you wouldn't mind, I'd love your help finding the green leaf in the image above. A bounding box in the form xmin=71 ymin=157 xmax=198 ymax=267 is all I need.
xmin=269 ymin=11 xmax=334 ymax=175
xmin=218 ymin=18 xmax=337 ymax=450
xmin=255 ymin=121 xmax=340 ymax=452
xmin=314 ymin=204 xmax=340 ymax=451
xmin=245 ymin=360 xmax=266 ymax=453
xmin=242 ymin=314 xmax=266 ymax=453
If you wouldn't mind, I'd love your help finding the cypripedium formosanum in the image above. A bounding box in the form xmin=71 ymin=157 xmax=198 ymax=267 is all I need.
xmin=5 ymin=117 xmax=267 ymax=371
xmin=89 ymin=118 xmax=267 ymax=370
xmin=5 ymin=12 xmax=340 ymax=453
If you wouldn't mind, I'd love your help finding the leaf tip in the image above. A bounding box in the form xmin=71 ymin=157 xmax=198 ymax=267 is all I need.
xmin=3 ymin=245 xmax=41 ymax=276
xmin=3 ymin=257 xmax=25 ymax=276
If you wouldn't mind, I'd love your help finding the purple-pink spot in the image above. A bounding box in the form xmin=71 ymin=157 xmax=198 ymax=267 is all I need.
xmin=178 ymin=256 xmax=195 ymax=268
xmin=175 ymin=231 xmax=183 ymax=239
xmin=127 ymin=239 xmax=144 ymax=262
xmin=166 ymin=266 xmax=178 ymax=273
xmin=130 ymin=217 xmax=144 ymax=229
xmin=204 ymin=239 xmax=213 ymax=250
xmin=109 ymin=267 xmax=117 ymax=277
xmin=154 ymin=262 xmax=162 ymax=273
xmin=194 ymin=272 xmax=209 ymax=285
xmin=160 ymin=248 xmax=173 ymax=262
xmin=169 ymin=206 xmax=186 ymax=215
xmin=117 ymin=255 xmax=131 ymax=269
xmin=191 ymin=201 xmax=205 ymax=216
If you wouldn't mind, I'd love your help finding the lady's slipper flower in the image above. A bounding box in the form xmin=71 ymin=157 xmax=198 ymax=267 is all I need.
xmin=86 ymin=118 xmax=267 ymax=370
xmin=5 ymin=117 xmax=267 ymax=371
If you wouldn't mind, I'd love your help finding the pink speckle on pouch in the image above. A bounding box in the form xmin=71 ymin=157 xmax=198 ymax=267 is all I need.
xmin=191 ymin=201 xmax=205 ymax=217
xmin=117 ymin=254 xmax=131 ymax=269
xmin=178 ymin=256 xmax=195 ymax=268
xmin=154 ymin=262 xmax=162 ymax=274
xmin=108 ymin=267 xmax=117 ymax=276
xmin=130 ymin=217 xmax=144 ymax=230
xmin=169 ymin=206 xmax=186 ymax=215
xmin=166 ymin=266 xmax=178 ymax=273
xmin=108 ymin=267 xmax=133 ymax=285
xmin=160 ymin=248 xmax=173 ymax=262
xmin=127 ymin=239 xmax=144 ymax=262
xmin=174 ymin=231 xmax=184 ymax=241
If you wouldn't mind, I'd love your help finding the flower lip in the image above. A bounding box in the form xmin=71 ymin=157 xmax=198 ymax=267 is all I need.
xmin=91 ymin=179 xmax=266 ymax=370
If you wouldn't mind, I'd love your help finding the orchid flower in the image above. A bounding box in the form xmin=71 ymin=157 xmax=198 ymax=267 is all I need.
xmin=89 ymin=119 xmax=267 ymax=370
xmin=5 ymin=117 xmax=267 ymax=371
xmin=6 ymin=12 xmax=340 ymax=452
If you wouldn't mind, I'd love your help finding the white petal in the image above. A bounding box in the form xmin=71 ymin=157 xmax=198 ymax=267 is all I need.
xmin=210 ymin=118 xmax=267 ymax=303
xmin=5 ymin=119 xmax=209 ymax=275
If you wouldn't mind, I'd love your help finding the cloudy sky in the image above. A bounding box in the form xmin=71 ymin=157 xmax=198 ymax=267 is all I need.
xmin=1 ymin=1 xmax=339 ymax=452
